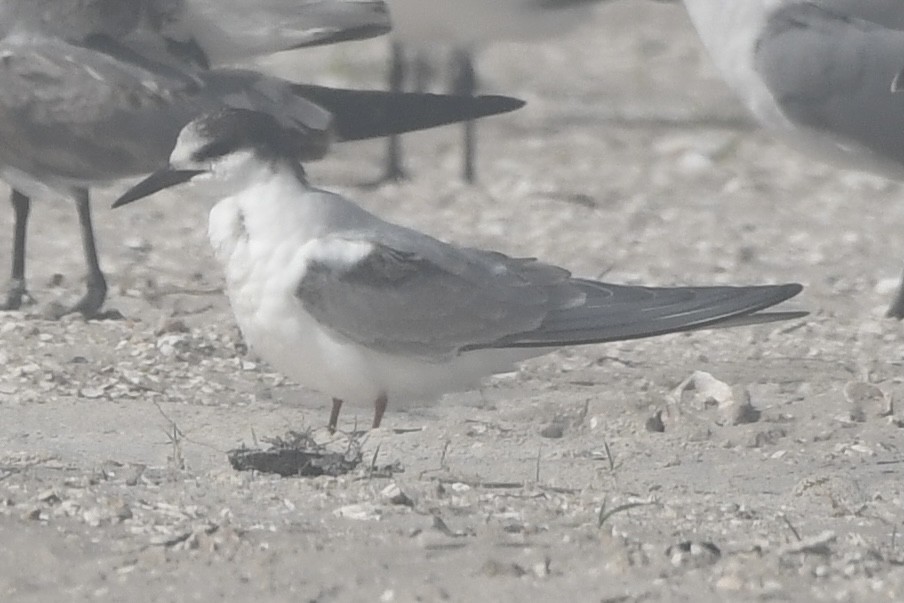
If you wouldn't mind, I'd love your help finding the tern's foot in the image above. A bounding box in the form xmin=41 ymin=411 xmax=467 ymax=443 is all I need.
xmin=0 ymin=279 xmax=33 ymax=310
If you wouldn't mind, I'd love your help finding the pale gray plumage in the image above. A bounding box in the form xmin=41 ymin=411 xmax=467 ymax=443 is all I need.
xmin=755 ymin=2 xmax=904 ymax=175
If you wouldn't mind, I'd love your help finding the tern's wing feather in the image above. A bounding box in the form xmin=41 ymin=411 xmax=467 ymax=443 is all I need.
xmin=295 ymin=232 xmax=578 ymax=358
xmin=295 ymin=228 xmax=803 ymax=358
xmin=470 ymin=281 xmax=804 ymax=350
xmin=289 ymin=84 xmax=525 ymax=141
xmin=754 ymin=2 xmax=904 ymax=170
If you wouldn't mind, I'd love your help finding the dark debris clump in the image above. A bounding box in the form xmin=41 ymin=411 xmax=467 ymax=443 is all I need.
xmin=227 ymin=430 xmax=361 ymax=477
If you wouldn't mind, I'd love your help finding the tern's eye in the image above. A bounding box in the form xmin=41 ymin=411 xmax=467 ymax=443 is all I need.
xmin=192 ymin=139 xmax=237 ymax=162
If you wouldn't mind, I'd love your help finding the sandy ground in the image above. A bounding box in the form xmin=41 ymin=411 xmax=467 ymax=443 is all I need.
xmin=2 ymin=3 xmax=904 ymax=601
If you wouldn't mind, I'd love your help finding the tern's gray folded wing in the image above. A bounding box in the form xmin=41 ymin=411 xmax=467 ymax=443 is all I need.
xmin=294 ymin=228 xmax=803 ymax=358
xmin=469 ymin=281 xmax=804 ymax=350
xmin=754 ymin=3 xmax=904 ymax=168
xmin=295 ymin=235 xmax=581 ymax=358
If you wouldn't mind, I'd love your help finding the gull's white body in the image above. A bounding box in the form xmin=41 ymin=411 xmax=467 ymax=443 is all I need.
xmin=207 ymin=163 xmax=534 ymax=408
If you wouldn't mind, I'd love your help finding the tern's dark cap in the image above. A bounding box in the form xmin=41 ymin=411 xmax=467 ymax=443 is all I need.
xmin=191 ymin=108 xmax=331 ymax=163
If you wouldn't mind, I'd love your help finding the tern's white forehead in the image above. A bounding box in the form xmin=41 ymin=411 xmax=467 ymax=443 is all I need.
xmin=170 ymin=123 xmax=208 ymax=166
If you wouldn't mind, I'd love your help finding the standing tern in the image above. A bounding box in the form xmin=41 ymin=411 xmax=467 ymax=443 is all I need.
xmin=0 ymin=32 xmax=524 ymax=316
xmin=380 ymin=0 xmax=608 ymax=183
xmin=113 ymin=109 xmax=806 ymax=430
xmin=679 ymin=0 xmax=904 ymax=317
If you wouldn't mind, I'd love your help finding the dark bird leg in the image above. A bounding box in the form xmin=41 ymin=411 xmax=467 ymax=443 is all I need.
xmin=327 ymin=394 xmax=388 ymax=432
xmin=372 ymin=393 xmax=388 ymax=429
xmin=67 ymin=187 xmax=108 ymax=318
xmin=450 ymin=48 xmax=478 ymax=183
xmin=382 ymin=41 xmax=409 ymax=183
xmin=886 ymin=269 xmax=904 ymax=319
xmin=1 ymin=189 xmax=31 ymax=310
xmin=329 ymin=398 xmax=343 ymax=434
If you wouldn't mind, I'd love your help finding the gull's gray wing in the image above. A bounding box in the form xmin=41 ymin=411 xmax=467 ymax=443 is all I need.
xmin=0 ymin=0 xmax=145 ymax=41
xmin=296 ymin=227 xmax=803 ymax=358
xmin=754 ymin=2 xmax=904 ymax=168
xmin=0 ymin=35 xmax=207 ymax=183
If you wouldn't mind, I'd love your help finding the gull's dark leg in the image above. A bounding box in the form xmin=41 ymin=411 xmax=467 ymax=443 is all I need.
xmin=451 ymin=47 xmax=477 ymax=183
xmin=886 ymin=269 xmax=904 ymax=319
xmin=68 ymin=187 xmax=107 ymax=318
xmin=1 ymin=189 xmax=31 ymax=310
xmin=382 ymin=41 xmax=408 ymax=183
xmin=412 ymin=51 xmax=433 ymax=93
xmin=372 ymin=393 xmax=388 ymax=429
xmin=329 ymin=398 xmax=343 ymax=434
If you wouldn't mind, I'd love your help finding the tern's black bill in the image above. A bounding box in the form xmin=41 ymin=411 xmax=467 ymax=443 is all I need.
xmin=112 ymin=168 xmax=205 ymax=208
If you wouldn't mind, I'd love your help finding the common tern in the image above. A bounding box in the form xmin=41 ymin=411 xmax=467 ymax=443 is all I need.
xmin=380 ymin=0 xmax=608 ymax=183
xmin=0 ymin=31 xmax=523 ymax=316
xmin=113 ymin=109 xmax=806 ymax=430
xmin=679 ymin=0 xmax=904 ymax=317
